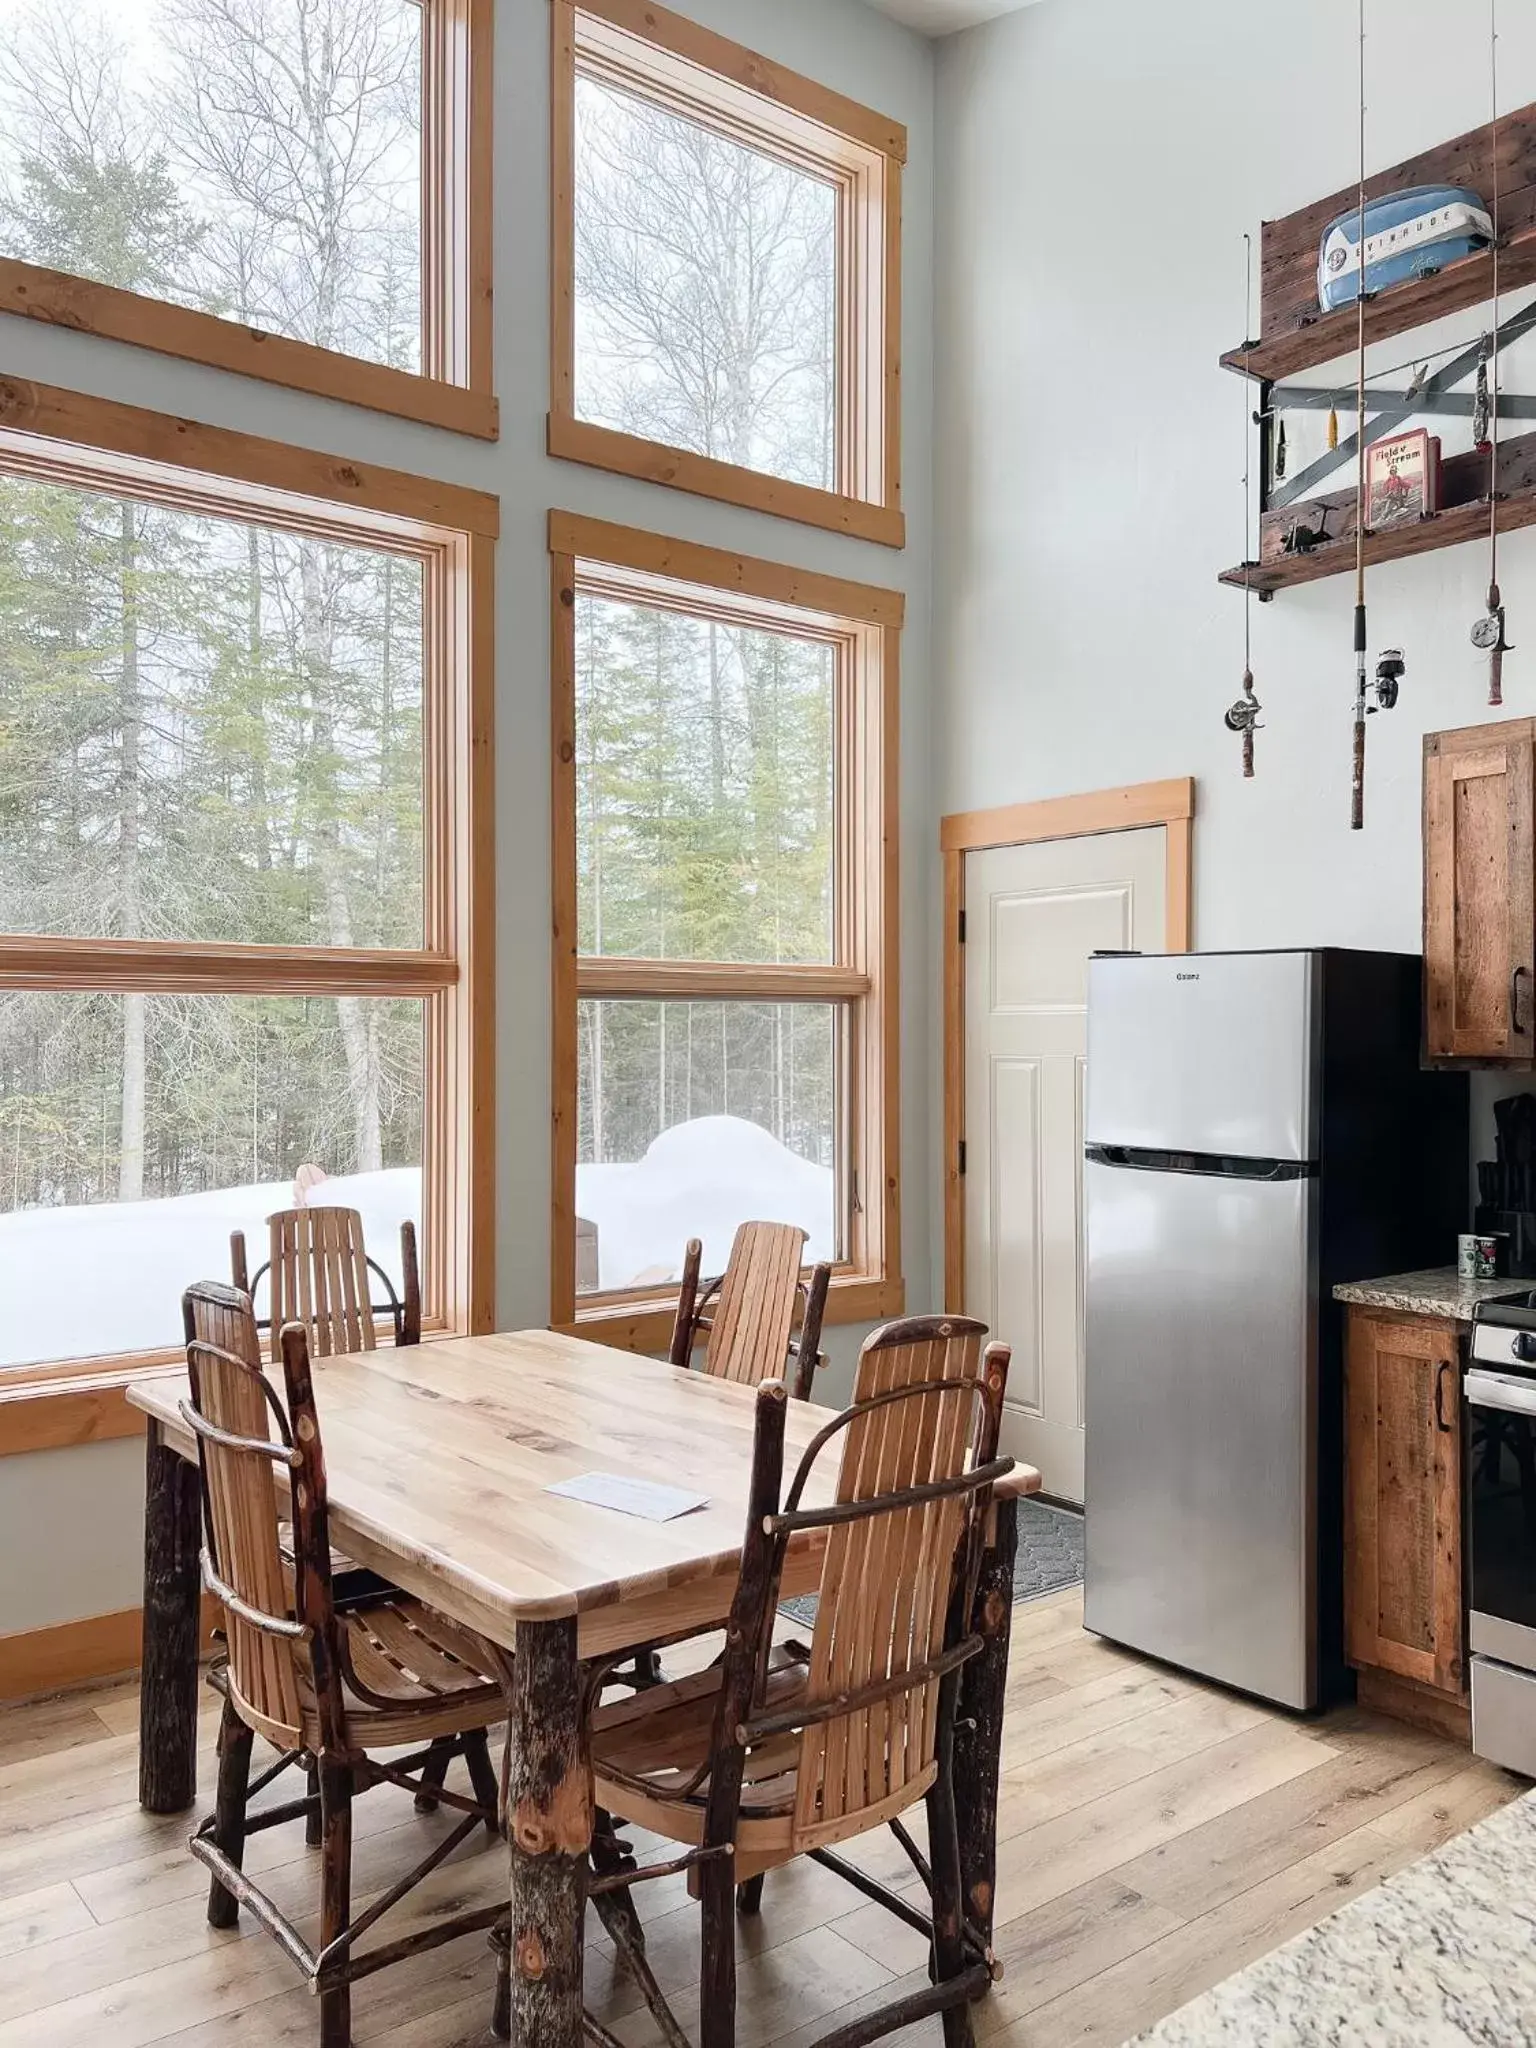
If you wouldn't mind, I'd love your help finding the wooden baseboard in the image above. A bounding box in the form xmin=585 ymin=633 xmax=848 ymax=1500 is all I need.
xmin=1355 ymin=1663 xmax=1471 ymax=1743
xmin=0 ymin=1597 xmax=218 ymax=1703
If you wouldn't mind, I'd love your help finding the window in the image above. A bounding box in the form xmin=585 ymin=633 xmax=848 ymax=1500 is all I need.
xmin=0 ymin=380 xmax=495 ymax=1392
xmin=550 ymin=0 xmax=904 ymax=547
xmin=0 ymin=0 xmax=493 ymax=437
xmin=550 ymin=510 xmax=901 ymax=1343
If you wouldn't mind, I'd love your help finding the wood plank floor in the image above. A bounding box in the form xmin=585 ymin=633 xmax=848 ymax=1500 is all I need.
xmin=0 ymin=1589 xmax=1520 ymax=2047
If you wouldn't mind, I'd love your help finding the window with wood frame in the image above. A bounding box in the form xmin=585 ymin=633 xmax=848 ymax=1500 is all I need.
xmin=0 ymin=379 xmax=495 ymax=1396
xmin=550 ymin=0 xmax=905 ymax=548
xmin=549 ymin=511 xmax=901 ymax=1346
xmin=0 ymin=0 xmax=493 ymax=438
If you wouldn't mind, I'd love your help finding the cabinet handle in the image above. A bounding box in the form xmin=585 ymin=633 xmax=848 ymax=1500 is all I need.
xmin=1513 ymin=965 xmax=1530 ymax=1037
xmin=1434 ymin=1359 xmax=1455 ymax=1434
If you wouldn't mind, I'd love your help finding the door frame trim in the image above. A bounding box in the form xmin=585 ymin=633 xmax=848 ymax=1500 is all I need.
xmin=941 ymin=776 xmax=1195 ymax=1309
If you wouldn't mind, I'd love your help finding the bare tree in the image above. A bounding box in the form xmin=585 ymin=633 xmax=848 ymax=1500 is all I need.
xmin=574 ymin=78 xmax=836 ymax=489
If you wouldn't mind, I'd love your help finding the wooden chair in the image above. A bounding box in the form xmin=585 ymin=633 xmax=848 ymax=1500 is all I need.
xmin=180 ymin=1281 xmax=508 ymax=2048
xmin=564 ymin=1315 xmax=1013 ymax=2048
xmin=232 ymin=1206 xmax=421 ymax=1359
xmin=668 ymin=1221 xmax=831 ymax=1402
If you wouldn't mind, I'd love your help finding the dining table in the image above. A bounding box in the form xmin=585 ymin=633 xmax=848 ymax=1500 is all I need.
xmin=128 ymin=1327 xmax=1038 ymax=2047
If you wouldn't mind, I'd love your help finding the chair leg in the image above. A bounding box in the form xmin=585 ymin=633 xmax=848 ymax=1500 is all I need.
xmin=318 ymin=1759 xmax=354 ymax=2048
xmin=698 ymin=1848 xmax=738 ymax=2048
xmin=926 ymin=1766 xmax=975 ymax=2048
xmin=736 ymin=1873 xmax=765 ymax=1916
xmin=413 ymin=1734 xmax=455 ymax=1815
xmin=206 ymin=1698 xmax=253 ymax=1929
xmin=490 ymin=1922 xmax=511 ymax=2042
xmin=462 ymin=1726 xmax=501 ymax=1834
xmin=306 ymin=1758 xmax=322 ymax=1846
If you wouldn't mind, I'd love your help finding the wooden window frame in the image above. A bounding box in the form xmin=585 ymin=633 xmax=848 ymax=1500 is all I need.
xmin=939 ymin=778 xmax=1196 ymax=1314
xmin=0 ymin=377 xmax=496 ymax=1454
xmin=0 ymin=0 xmax=495 ymax=440
xmin=549 ymin=510 xmax=902 ymax=1353
xmin=550 ymin=0 xmax=905 ymax=548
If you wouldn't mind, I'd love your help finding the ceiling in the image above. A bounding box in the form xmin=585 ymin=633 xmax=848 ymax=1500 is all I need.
xmin=860 ymin=0 xmax=1044 ymax=36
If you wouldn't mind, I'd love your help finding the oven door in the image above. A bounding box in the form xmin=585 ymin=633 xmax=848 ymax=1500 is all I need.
xmin=1466 ymin=1368 xmax=1536 ymax=1669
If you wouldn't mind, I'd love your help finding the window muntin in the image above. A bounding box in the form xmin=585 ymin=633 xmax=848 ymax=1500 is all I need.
xmin=576 ymin=997 xmax=841 ymax=1295
xmin=0 ymin=990 xmax=423 ymax=1371
xmin=0 ymin=474 xmax=424 ymax=947
xmin=574 ymin=74 xmax=837 ymax=492
xmin=574 ymin=591 xmax=834 ymax=965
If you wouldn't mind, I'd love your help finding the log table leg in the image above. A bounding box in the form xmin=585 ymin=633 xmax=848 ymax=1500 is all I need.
xmin=507 ymin=1617 xmax=590 ymax=2048
xmin=954 ymin=1491 xmax=1018 ymax=1958
xmin=138 ymin=1424 xmax=203 ymax=1814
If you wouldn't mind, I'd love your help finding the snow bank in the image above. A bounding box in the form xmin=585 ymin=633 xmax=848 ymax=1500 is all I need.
xmin=0 ymin=1116 xmax=835 ymax=1368
xmin=0 ymin=1168 xmax=420 ymax=1371
xmin=575 ymin=1115 xmax=835 ymax=1291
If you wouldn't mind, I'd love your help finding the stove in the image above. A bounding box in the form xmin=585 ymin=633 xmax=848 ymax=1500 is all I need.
xmin=1467 ymin=1296 xmax=1536 ymax=1776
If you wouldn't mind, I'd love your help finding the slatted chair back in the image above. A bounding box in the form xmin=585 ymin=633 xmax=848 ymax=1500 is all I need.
xmin=180 ymin=1282 xmax=343 ymax=1755
xmin=231 ymin=1208 xmax=421 ymax=1362
xmin=710 ymin=1315 xmax=1010 ymax=1859
xmin=670 ymin=1221 xmax=826 ymax=1396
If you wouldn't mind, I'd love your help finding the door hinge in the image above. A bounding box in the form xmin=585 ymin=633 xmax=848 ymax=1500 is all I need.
xmin=958 ymin=1140 xmax=967 ymax=1176
xmin=958 ymin=909 xmax=967 ymax=944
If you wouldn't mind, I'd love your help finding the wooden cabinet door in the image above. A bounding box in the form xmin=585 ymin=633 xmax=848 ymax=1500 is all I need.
xmin=1345 ymin=1312 xmax=1463 ymax=1696
xmin=1424 ymin=722 xmax=1535 ymax=1060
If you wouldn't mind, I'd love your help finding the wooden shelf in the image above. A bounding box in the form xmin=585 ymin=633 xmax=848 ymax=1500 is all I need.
xmin=1219 ymin=491 xmax=1536 ymax=595
xmin=1219 ymin=230 xmax=1536 ymax=384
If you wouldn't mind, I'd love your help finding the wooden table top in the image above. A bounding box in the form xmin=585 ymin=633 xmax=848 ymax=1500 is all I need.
xmin=128 ymin=1328 xmax=1039 ymax=1656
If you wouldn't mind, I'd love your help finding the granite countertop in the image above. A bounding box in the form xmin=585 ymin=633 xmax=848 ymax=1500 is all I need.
xmin=1332 ymin=1266 xmax=1529 ymax=1323
xmin=1129 ymin=1787 xmax=1536 ymax=2046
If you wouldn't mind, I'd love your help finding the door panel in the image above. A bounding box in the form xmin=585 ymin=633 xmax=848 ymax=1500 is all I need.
xmin=1083 ymin=1160 xmax=1318 ymax=1708
xmin=963 ymin=828 xmax=1167 ymax=1502
xmin=1424 ymin=728 xmax=1535 ymax=1060
xmin=1344 ymin=1312 xmax=1463 ymax=1696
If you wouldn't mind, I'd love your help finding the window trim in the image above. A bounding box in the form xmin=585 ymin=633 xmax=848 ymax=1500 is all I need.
xmin=548 ymin=508 xmax=902 ymax=1350
xmin=0 ymin=376 xmax=496 ymax=1445
xmin=549 ymin=0 xmax=905 ymax=547
xmin=0 ymin=0 xmax=495 ymax=440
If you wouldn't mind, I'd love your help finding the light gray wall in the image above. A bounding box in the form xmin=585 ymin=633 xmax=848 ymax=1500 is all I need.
xmin=935 ymin=0 xmax=1536 ymax=921
xmin=932 ymin=0 xmax=1536 ymax=1278
xmin=0 ymin=0 xmax=935 ymax=1638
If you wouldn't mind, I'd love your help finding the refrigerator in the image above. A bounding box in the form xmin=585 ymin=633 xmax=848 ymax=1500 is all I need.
xmin=1082 ymin=949 xmax=1467 ymax=1711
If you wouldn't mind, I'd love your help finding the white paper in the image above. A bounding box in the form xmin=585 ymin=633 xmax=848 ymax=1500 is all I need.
xmin=545 ymin=1470 xmax=709 ymax=1523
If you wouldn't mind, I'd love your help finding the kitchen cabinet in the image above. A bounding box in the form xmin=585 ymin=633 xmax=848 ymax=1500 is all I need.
xmin=1344 ymin=1307 xmax=1467 ymax=1734
xmin=1424 ymin=718 xmax=1536 ymax=1064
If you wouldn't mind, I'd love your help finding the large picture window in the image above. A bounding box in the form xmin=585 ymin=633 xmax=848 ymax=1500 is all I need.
xmin=0 ymin=0 xmax=493 ymax=436
xmin=550 ymin=511 xmax=900 ymax=1345
xmin=0 ymin=380 xmax=494 ymax=1401
xmin=550 ymin=0 xmax=904 ymax=546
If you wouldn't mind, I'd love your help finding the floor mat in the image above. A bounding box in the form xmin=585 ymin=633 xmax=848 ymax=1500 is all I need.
xmin=779 ymin=1496 xmax=1084 ymax=1628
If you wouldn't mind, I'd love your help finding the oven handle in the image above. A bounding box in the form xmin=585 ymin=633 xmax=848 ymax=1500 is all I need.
xmin=1466 ymin=1370 xmax=1536 ymax=1419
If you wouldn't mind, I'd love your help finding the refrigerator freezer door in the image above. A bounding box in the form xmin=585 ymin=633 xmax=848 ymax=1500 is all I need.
xmin=1083 ymin=1157 xmax=1318 ymax=1709
xmin=1085 ymin=952 xmax=1320 ymax=1162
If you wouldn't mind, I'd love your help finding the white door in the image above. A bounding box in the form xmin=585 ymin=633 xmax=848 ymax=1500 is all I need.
xmin=963 ymin=828 xmax=1168 ymax=1502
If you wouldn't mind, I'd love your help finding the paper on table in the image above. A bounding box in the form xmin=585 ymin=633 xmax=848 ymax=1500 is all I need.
xmin=545 ymin=1470 xmax=709 ymax=1523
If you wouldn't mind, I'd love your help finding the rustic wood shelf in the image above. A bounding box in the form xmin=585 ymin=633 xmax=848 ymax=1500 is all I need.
xmin=1218 ymin=490 xmax=1536 ymax=595
xmin=1219 ymin=230 xmax=1536 ymax=384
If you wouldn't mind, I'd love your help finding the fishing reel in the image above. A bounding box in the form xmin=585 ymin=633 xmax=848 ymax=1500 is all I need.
xmin=1370 ymin=649 xmax=1405 ymax=712
xmin=1223 ymin=692 xmax=1262 ymax=737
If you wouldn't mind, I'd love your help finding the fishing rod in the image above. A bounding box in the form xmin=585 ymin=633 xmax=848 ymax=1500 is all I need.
xmin=1472 ymin=0 xmax=1513 ymax=704
xmin=1225 ymin=233 xmax=1263 ymax=775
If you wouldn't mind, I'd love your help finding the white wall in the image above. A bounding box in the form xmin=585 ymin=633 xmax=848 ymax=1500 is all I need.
xmin=0 ymin=0 xmax=935 ymax=1638
xmin=935 ymin=0 xmax=1536 ymax=945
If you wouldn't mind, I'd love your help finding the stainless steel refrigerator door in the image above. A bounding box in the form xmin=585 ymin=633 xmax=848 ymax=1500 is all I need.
xmin=1085 ymin=952 xmax=1320 ymax=1162
xmin=1083 ymin=1157 xmax=1319 ymax=1709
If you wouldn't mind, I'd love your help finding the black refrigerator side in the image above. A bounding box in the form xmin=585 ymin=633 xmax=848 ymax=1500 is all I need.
xmin=1314 ymin=949 xmax=1470 ymax=1704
